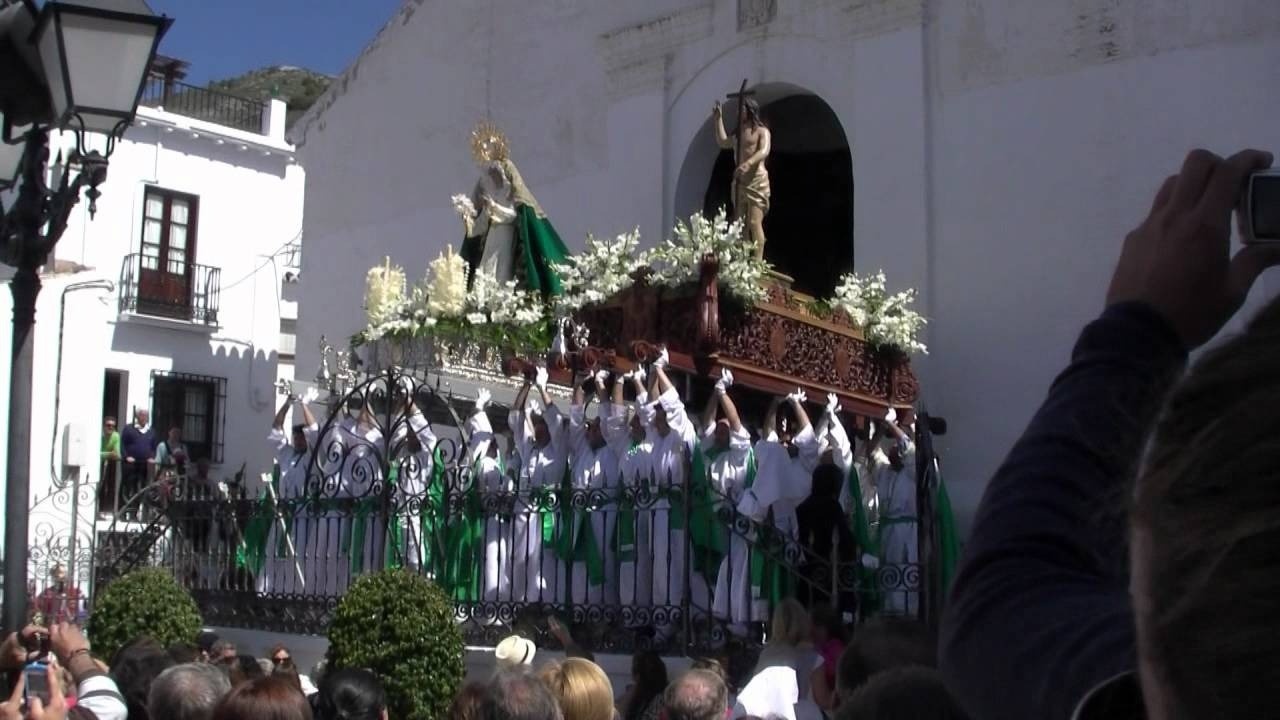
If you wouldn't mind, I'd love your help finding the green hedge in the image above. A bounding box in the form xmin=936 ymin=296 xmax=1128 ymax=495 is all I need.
xmin=328 ymin=569 xmax=465 ymax=720
xmin=86 ymin=568 xmax=202 ymax=661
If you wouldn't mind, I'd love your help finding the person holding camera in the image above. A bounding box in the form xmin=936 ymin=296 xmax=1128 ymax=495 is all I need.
xmin=0 ymin=624 xmax=125 ymax=720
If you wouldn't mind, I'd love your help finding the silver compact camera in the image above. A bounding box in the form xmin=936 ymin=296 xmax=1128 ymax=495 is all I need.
xmin=1244 ymin=169 xmax=1280 ymax=244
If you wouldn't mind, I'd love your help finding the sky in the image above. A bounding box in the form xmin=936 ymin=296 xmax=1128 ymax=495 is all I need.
xmin=146 ymin=0 xmax=405 ymax=84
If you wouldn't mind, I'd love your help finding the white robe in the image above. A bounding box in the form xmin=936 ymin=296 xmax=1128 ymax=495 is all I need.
xmin=567 ymin=405 xmax=620 ymax=605
xmin=392 ymin=411 xmax=436 ymax=571
xmin=705 ymin=423 xmax=754 ymax=626
xmin=472 ymin=167 xmax=518 ymax=283
xmin=872 ymin=438 xmax=918 ymax=615
xmin=603 ymin=396 xmax=654 ymax=609
xmin=260 ymin=423 xmax=317 ymax=595
xmin=314 ymin=417 xmax=385 ymax=595
xmin=645 ymin=388 xmax=699 ymax=612
xmin=468 ymin=409 xmax=512 ymax=603
xmin=511 ymin=404 xmax=569 ymax=603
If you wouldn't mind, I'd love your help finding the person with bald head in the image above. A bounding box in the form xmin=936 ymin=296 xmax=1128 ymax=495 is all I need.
xmin=664 ymin=669 xmax=728 ymax=720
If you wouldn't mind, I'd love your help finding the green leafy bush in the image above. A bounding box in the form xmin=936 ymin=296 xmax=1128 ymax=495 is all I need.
xmin=328 ymin=569 xmax=464 ymax=720
xmin=86 ymin=568 xmax=201 ymax=661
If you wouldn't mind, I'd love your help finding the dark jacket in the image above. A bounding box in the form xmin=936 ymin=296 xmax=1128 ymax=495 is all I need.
xmin=940 ymin=303 xmax=1185 ymax=720
xmin=120 ymin=423 xmax=157 ymax=463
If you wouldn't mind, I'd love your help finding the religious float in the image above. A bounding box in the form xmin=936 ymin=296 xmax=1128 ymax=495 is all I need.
xmin=89 ymin=120 xmax=949 ymax=664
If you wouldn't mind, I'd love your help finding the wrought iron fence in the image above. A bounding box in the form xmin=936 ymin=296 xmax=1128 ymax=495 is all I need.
xmin=91 ymin=370 xmax=929 ymax=657
xmin=118 ymin=253 xmax=221 ymax=326
xmin=139 ymin=76 xmax=267 ymax=135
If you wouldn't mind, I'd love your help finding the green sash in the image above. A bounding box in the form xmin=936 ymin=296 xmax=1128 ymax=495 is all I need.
xmin=846 ymin=464 xmax=883 ymax=616
xmin=688 ymin=445 xmax=756 ymax=586
xmin=348 ymin=497 xmax=380 ymax=575
xmin=442 ymin=453 xmax=496 ymax=602
xmin=934 ymin=466 xmax=960 ymax=601
xmin=236 ymin=463 xmax=282 ymax=575
xmin=612 ymin=445 xmax=642 ymax=563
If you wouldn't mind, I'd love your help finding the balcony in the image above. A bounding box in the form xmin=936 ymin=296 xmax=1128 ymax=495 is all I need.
xmin=138 ymin=75 xmax=266 ymax=135
xmin=119 ymin=253 xmax=220 ymax=327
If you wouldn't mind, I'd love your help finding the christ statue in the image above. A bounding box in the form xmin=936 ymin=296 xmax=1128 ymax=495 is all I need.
xmin=713 ymin=93 xmax=772 ymax=259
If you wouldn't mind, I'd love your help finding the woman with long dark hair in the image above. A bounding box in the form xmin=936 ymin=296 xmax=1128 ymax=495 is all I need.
xmin=619 ymin=651 xmax=668 ymax=720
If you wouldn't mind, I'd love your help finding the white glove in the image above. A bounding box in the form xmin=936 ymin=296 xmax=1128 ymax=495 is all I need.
xmin=654 ymin=347 xmax=669 ymax=369
xmin=826 ymin=393 xmax=841 ymax=415
xmin=475 ymin=387 xmax=491 ymax=411
xmin=714 ymin=368 xmax=735 ymax=396
xmin=535 ymin=366 xmax=549 ymax=390
xmin=861 ymin=553 xmax=880 ymax=570
xmin=301 ymin=387 xmax=320 ymax=406
xmin=632 ymin=365 xmax=646 ymax=384
xmin=593 ymin=369 xmax=609 ymax=386
xmin=787 ymin=388 xmax=807 ymax=404
xmin=885 ymin=407 xmax=898 ymax=425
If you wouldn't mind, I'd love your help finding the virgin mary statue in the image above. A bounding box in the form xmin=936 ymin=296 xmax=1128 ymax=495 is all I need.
xmin=456 ymin=122 xmax=570 ymax=298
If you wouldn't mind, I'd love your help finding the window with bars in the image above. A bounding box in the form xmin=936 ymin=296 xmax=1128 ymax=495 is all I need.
xmin=151 ymin=371 xmax=226 ymax=463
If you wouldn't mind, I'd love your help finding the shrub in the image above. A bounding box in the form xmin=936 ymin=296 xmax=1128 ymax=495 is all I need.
xmin=86 ymin=568 xmax=201 ymax=661
xmin=328 ymin=569 xmax=464 ymax=720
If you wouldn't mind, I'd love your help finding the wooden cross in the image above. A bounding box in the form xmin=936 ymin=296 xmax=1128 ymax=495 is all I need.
xmin=726 ymin=79 xmax=756 ymax=169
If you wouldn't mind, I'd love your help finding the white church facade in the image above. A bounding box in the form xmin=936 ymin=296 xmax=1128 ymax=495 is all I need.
xmin=289 ymin=0 xmax=1280 ymax=527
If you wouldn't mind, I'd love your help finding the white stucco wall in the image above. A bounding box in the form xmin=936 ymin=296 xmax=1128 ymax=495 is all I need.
xmin=0 ymin=100 xmax=305 ymax=590
xmin=292 ymin=0 xmax=1280 ymax=532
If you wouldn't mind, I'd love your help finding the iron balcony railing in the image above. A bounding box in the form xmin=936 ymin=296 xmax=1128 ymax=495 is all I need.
xmin=119 ymin=253 xmax=221 ymax=326
xmin=139 ymin=76 xmax=267 ymax=135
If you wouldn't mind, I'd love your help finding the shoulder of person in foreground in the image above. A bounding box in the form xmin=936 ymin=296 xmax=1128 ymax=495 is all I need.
xmin=939 ymin=148 xmax=1280 ymax=720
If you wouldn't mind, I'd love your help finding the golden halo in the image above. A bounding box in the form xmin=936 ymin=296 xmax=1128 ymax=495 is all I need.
xmin=470 ymin=120 xmax=510 ymax=165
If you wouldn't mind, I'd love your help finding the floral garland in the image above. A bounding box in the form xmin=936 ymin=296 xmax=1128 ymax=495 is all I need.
xmin=647 ymin=208 xmax=769 ymax=305
xmin=829 ymin=270 xmax=927 ymax=355
xmin=551 ymin=228 xmax=649 ymax=313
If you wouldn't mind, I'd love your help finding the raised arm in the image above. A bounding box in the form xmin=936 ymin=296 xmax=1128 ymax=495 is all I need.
xmin=468 ymin=389 xmax=494 ymax=466
xmin=823 ymin=394 xmax=854 ymax=470
xmin=717 ymin=372 xmax=743 ymax=433
xmin=568 ymin=373 xmax=591 ymax=453
xmin=272 ymin=396 xmax=292 ymax=431
xmin=712 ymin=101 xmax=731 ymax=150
xmin=788 ymin=389 xmax=811 ymax=432
xmin=941 ymin=149 xmax=1278 ymax=720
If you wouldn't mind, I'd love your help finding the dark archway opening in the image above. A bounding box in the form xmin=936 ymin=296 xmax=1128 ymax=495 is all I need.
xmin=702 ymin=94 xmax=853 ymax=298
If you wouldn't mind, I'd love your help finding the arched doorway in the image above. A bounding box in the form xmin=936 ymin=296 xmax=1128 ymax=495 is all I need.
xmin=674 ymin=84 xmax=854 ymax=297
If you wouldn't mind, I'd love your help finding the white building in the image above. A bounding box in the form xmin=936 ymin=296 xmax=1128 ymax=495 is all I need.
xmin=0 ymin=61 xmax=305 ymax=595
xmin=289 ymin=0 xmax=1280 ymax=531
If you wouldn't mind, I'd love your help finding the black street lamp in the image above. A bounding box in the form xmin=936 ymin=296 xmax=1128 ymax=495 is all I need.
xmin=0 ymin=0 xmax=170 ymax=632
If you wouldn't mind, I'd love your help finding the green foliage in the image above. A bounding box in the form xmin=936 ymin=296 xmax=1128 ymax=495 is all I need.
xmin=328 ymin=569 xmax=464 ymax=720
xmin=86 ymin=568 xmax=201 ymax=662
xmin=208 ymin=65 xmax=331 ymax=128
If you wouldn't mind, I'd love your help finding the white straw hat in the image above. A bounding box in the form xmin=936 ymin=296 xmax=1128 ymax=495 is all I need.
xmin=494 ymin=635 xmax=536 ymax=668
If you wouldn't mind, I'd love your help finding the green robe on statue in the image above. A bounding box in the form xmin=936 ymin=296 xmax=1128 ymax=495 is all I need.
xmin=460 ymin=157 xmax=570 ymax=298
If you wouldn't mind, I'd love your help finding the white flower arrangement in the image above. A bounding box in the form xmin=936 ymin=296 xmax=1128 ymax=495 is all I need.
xmin=551 ymin=228 xmax=649 ymax=313
xmin=425 ymin=246 xmax=468 ymax=317
xmin=829 ymin=270 xmax=927 ymax=355
xmin=364 ymin=257 xmax=407 ymax=331
xmin=451 ymin=193 xmax=477 ymax=220
xmin=360 ymin=244 xmax=549 ymax=345
xmin=647 ymin=208 xmax=769 ymax=305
